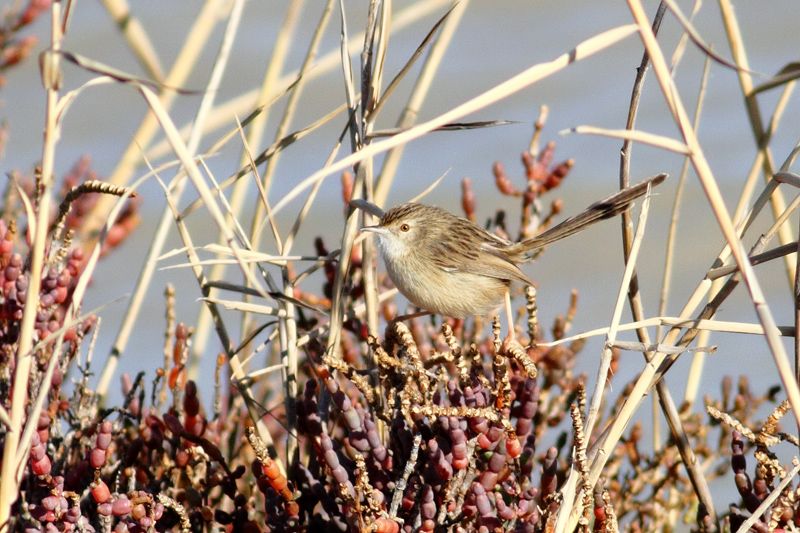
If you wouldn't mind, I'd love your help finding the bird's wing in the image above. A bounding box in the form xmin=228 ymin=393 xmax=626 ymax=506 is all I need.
xmin=454 ymin=247 xmax=533 ymax=285
xmin=425 ymin=215 xmax=532 ymax=285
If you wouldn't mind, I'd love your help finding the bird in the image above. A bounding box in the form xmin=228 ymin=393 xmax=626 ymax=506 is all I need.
xmin=353 ymin=173 xmax=666 ymax=319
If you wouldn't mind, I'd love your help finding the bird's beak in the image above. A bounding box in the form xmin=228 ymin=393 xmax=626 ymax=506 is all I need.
xmin=360 ymin=225 xmax=389 ymax=236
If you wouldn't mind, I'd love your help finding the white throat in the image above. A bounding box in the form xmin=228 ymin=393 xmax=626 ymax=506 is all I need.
xmin=375 ymin=232 xmax=408 ymax=262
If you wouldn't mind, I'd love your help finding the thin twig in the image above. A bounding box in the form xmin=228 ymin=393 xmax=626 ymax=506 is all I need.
xmin=585 ymin=185 xmax=653 ymax=437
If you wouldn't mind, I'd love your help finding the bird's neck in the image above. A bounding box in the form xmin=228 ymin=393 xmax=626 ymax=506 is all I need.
xmin=376 ymin=234 xmax=408 ymax=262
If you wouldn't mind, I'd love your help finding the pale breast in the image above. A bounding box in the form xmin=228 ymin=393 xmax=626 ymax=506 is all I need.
xmin=380 ymin=245 xmax=508 ymax=318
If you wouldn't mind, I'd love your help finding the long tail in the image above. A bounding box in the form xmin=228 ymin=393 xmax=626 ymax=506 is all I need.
xmin=508 ymin=173 xmax=667 ymax=259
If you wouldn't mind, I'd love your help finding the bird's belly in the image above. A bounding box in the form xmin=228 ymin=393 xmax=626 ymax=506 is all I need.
xmin=383 ymin=256 xmax=507 ymax=319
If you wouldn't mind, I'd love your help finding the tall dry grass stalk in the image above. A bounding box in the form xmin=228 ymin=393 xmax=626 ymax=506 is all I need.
xmin=4 ymin=1 xmax=800 ymax=530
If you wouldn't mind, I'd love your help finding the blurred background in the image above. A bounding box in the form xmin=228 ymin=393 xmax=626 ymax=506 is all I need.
xmin=2 ymin=0 xmax=799 ymax=467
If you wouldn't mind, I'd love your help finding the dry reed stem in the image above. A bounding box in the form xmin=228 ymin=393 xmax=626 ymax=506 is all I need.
xmin=271 ymin=24 xmax=639 ymax=216
xmin=797 ymin=214 xmax=800 ymax=397
xmin=373 ymin=0 xmax=469 ymax=206
xmin=565 ymin=126 xmax=689 ymax=154
xmin=661 ymin=0 xmax=745 ymax=74
xmin=160 ymin=244 xmax=333 ymax=265
xmin=542 ymin=317 xmax=795 ymax=348
xmin=290 ymin=153 xmax=351 ymax=255
xmin=775 ymin=171 xmax=800 ymax=189
xmin=718 ymin=0 xmax=797 ymax=284
xmin=139 ymin=86 xmax=269 ymax=297
xmin=98 ymin=0 xmax=165 ymax=81
xmin=667 ymin=0 xmax=702 ymax=72
xmin=617 ymin=1 xmax=663 ymax=394
xmin=354 ymin=4 xmax=395 ymax=439
xmin=648 ymin=0 xmax=798 ymax=405
xmin=152 ymin=170 xmax=283 ymax=475
xmin=322 ymin=206 xmax=362 ymax=356
xmin=177 ymin=103 xmax=347 ymax=223
xmin=751 ymin=65 xmax=800 ymax=96
xmin=228 ymin=126 xmax=301 ymax=463
xmin=584 ymin=184 xmax=652 ymax=438
xmin=244 ymin=362 xmax=286 ymax=382
xmin=360 ymin=1 xmax=385 ymax=341
xmin=610 ymin=341 xmax=714 ymax=355
xmin=706 ymin=178 xmax=789 ymax=282
xmin=217 ymin=0 xmax=307 ymax=375
xmin=191 ymin=0 xmax=321 ymax=367
xmin=235 ymin=121 xmax=283 ymax=250
xmin=569 ymin=181 xmax=720 ymax=529
xmin=323 ymin=0 xmax=367 ymax=363
xmin=84 ymin=0 xmax=227 ymax=238
xmin=144 ymin=0 xmax=452 ymax=163
xmin=204 ymin=298 xmax=289 ymax=317
xmin=706 ymin=239 xmax=800 ymax=281
xmin=563 ymin=3 xmax=800 ymax=528
xmin=367 ymin=4 xmax=453 ymax=123
xmin=672 ymin=54 xmax=711 ymax=408
xmin=54 ymin=76 xmax=118 ymax=124
xmin=237 ymin=0 xmax=305 ymax=203
xmin=568 ymin=288 xmax=792 ymax=524
xmin=280 ymin=277 xmax=300 ymax=464
xmin=96 ymin=0 xmax=246 ymax=397
xmin=653 ymin=188 xmax=800 ymax=375
xmin=150 ymin=172 xmax=235 ymax=359
xmin=732 ymin=87 xmax=795 ymax=226
xmin=0 ymin=3 xmax=63 ymax=524
xmin=281 ymin=0 xmax=337 ymax=255
xmin=203 ymin=156 xmax=271 ymax=253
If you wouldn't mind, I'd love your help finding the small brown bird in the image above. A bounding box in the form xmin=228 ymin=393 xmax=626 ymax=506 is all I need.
xmin=355 ymin=173 xmax=665 ymax=319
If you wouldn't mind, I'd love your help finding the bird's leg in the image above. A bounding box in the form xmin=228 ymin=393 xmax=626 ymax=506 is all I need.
xmin=504 ymin=289 xmax=515 ymax=341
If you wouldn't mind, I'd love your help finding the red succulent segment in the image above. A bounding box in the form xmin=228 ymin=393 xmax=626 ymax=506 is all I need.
xmin=3 ymin=119 xmax=774 ymax=532
xmin=29 ymin=431 xmax=51 ymax=477
xmin=0 ymin=0 xmax=48 ymax=87
xmin=460 ymin=133 xmax=576 ymax=245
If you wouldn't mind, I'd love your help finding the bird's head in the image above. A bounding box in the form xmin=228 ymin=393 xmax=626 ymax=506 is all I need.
xmin=360 ymin=203 xmax=441 ymax=259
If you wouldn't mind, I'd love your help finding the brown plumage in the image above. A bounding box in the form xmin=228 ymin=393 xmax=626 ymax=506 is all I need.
xmin=359 ymin=173 xmax=666 ymax=318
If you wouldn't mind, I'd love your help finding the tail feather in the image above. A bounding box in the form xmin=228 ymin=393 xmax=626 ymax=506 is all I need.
xmin=509 ymin=173 xmax=667 ymax=258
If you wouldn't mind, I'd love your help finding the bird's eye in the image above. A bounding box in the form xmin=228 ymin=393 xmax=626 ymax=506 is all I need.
xmin=399 ymin=223 xmax=410 ymax=232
